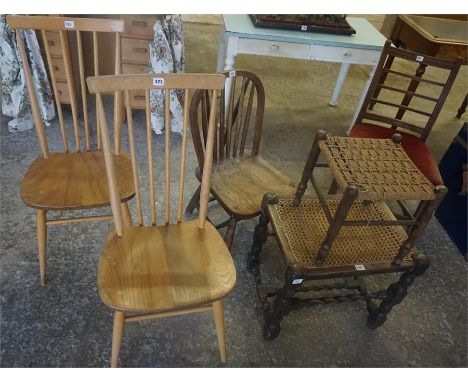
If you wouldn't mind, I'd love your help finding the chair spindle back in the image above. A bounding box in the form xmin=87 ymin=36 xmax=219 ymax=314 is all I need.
xmin=190 ymin=70 xmax=265 ymax=168
xmin=87 ymin=73 xmax=225 ymax=236
xmin=7 ymin=15 xmax=124 ymax=156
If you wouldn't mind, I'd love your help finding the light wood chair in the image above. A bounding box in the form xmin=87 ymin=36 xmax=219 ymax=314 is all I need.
xmin=350 ymin=40 xmax=462 ymax=186
xmin=7 ymin=15 xmax=135 ymax=285
xmin=186 ymin=70 xmax=296 ymax=250
xmin=86 ymin=73 xmax=236 ymax=367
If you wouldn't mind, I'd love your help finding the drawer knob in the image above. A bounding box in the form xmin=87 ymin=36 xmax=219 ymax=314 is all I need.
xmin=271 ymin=44 xmax=280 ymax=52
xmin=344 ymin=51 xmax=352 ymax=57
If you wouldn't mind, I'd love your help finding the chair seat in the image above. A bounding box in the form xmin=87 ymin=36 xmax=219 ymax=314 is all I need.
xmin=268 ymin=198 xmax=416 ymax=273
xmin=98 ymin=220 xmax=237 ymax=313
xmin=350 ymin=123 xmax=443 ymax=186
xmin=210 ymin=155 xmax=297 ymax=218
xmin=20 ymin=151 xmax=135 ymax=210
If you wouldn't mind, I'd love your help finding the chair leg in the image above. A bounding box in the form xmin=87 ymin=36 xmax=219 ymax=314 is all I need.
xmin=213 ymin=300 xmax=227 ymax=363
xmin=247 ymin=207 xmax=270 ymax=276
xmin=121 ymin=202 xmax=132 ymax=227
xmin=263 ymin=267 xmax=303 ymax=341
xmin=456 ymin=94 xmax=467 ymax=119
xmin=328 ymin=179 xmax=339 ymax=195
xmin=185 ymin=185 xmax=201 ymax=215
xmin=37 ymin=209 xmax=47 ymax=286
xmin=223 ymin=217 xmax=237 ymax=251
xmin=367 ymin=253 xmax=430 ymax=329
xmin=111 ymin=311 xmax=126 ymax=368
xmin=317 ymin=185 xmax=358 ymax=263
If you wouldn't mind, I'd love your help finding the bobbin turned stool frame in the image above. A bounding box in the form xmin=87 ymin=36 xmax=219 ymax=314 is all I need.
xmin=247 ymin=130 xmax=446 ymax=340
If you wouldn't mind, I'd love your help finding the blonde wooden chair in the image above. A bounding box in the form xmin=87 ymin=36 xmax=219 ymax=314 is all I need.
xmin=86 ymin=73 xmax=236 ymax=367
xmin=186 ymin=70 xmax=296 ymax=250
xmin=7 ymin=15 xmax=135 ymax=286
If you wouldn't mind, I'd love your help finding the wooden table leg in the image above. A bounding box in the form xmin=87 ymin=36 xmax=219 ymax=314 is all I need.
xmin=223 ymin=36 xmax=238 ymax=112
xmin=329 ymin=62 xmax=350 ymax=107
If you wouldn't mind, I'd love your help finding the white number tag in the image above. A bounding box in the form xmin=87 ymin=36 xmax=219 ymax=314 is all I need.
xmin=64 ymin=20 xmax=75 ymax=29
xmin=301 ymin=25 xmax=308 ymax=31
xmin=152 ymin=77 xmax=165 ymax=87
xmin=229 ymin=70 xmax=236 ymax=78
xmin=416 ymin=55 xmax=424 ymax=62
xmin=355 ymin=264 xmax=366 ymax=271
xmin=292 ymin=278 xmax=303 ymax=285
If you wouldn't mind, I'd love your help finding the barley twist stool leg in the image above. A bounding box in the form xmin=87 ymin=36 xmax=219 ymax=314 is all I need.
xmin=367 ymin=253 xmax=430 ymax=329
xmin=263 ymin=267 xmax=303 ymax=340
xmin=247 ymin=193 xmax=277 ymax=277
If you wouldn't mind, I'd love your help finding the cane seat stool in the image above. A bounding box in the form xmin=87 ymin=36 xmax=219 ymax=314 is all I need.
xmin=247 ymin=130 xmax=447 ymax=340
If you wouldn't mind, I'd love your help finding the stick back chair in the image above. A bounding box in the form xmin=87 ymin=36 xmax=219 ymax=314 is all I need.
xmin=350 ymin=40 xmax=462 ymax=186
xmin=186 ymin=70 xmax=296 ymax=250
xmin=7 ymin=15 xmax=135 ymax=285
xmin=86 ymin=73 xmax=236 ymax=367
xmin=248 ymin=130 xmax=447 ymax=340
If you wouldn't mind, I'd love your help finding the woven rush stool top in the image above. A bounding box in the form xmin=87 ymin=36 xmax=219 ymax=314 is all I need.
xmin=271 ymin=198 xmax=416 ymax=269
xmin=319 ymin=135 xmax=435 ymax=201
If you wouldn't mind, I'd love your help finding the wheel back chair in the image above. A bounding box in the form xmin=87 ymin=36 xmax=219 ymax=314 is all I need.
xmin=349 ymin=40 xmax=462 ymax=187
xmin=247 ymin=130 xmax=447 ymax=340
xmin=7 ymin=15 xmax=134 ymax=285
xmin=185 ymin=70 xmax=296 ymax=250
xmin=86 ymin=73 xmax=236 ymax=367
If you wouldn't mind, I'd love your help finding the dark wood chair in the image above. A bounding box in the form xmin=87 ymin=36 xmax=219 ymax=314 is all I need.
xmin=87 ymin=73 xmax=236 ymax=367
xmin=7 ymin=15 xmax=134 ymax=285
xmin=350 ymin=40 xmax=462 ymax=186
xmin=456 ymin=94 xmax=467 ymax=119
xmin=247 ymin=130 xmax=447 ymax=340
xmin=186 ymin=70 xmax=296 ymax=250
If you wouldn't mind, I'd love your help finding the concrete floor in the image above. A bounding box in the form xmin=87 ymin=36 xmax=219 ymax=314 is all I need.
xmin=0 ymin=15 xmax=467 ymax=367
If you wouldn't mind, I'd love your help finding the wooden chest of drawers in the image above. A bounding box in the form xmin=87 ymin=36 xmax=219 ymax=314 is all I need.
xmin=38 ymin=16 xmax=158 ymax=109
xmin=120 ymin=15 xmax=157 ymax=110
xmin=39 ymin=30 xmax=80 ymax=105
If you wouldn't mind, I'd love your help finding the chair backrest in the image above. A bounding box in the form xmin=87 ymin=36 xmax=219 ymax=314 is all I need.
xmin=86 ymin=73 xmax=225 ymax=236
xmin=355 ymin=40 xmax=462 ymax=141
xmin=7 ymin=15 xmax=125 ymax=157
xmin=190 ymin=70 xmax=265 ymax=169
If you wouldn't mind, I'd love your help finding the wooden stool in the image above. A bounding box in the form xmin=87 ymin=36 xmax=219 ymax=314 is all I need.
xmin=248 ymin=131 xmax=446 ymax=340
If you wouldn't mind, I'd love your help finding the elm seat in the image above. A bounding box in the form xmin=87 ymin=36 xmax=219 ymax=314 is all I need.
xmin=20 ymin=151 xmax=135 ymax=210
xmin=350 ymin=123 xmax=443 ymax=186
xmin=210 ymin=155 xmax=297 ymax=218
xmin=98 ymin=220 xmax=236 ymax=313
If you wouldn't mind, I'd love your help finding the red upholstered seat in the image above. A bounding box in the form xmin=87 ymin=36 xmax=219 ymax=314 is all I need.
xmin=350 ymin=123 xmax=443 ymax=186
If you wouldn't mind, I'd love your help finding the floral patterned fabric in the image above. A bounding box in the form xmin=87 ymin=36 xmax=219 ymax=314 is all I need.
xmin=0 ymin=15 xmax=55 ymax=133
xmin=149 ymin=15 xmax=185 ymax=134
